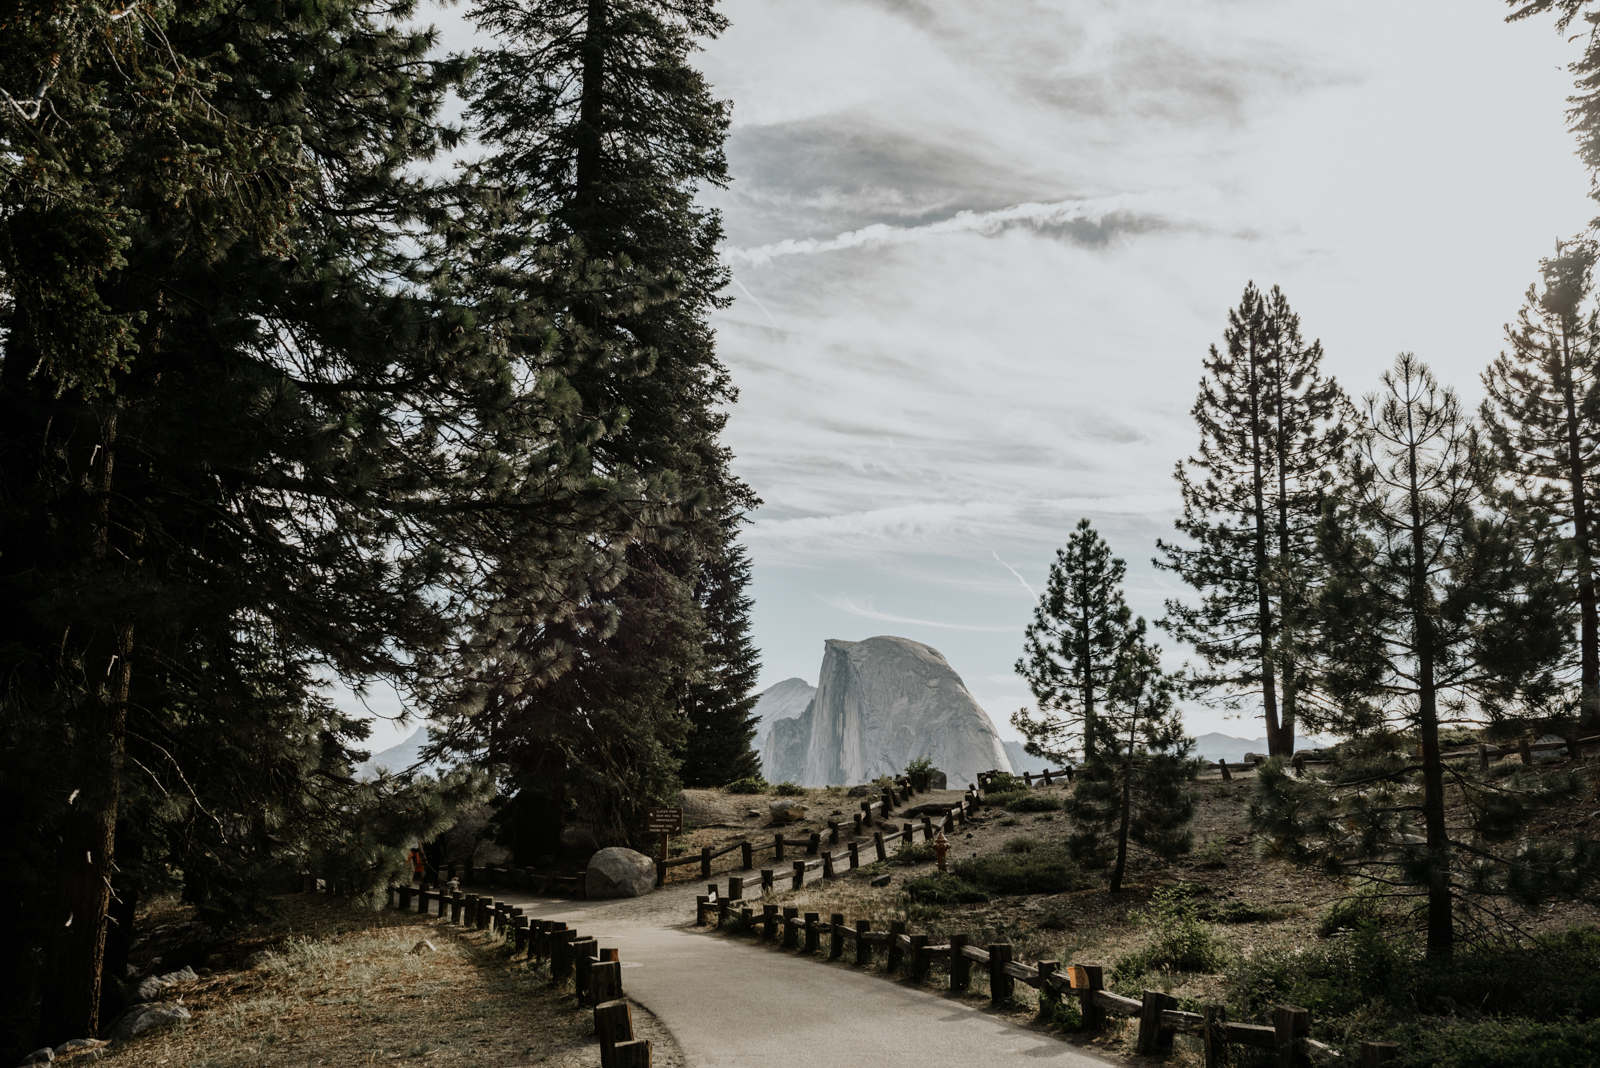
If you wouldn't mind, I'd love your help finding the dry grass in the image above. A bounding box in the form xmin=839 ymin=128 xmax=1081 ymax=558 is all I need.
xmin=100 ymin=895 xmax=648 ymax=1068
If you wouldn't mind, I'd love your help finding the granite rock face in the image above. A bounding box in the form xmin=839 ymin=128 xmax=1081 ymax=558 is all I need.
xmin=752 ymin=678 xmax=816 ymax=780
xmin=799 ymin=636 xmax=1013 ymax=788
xmin=764 ymin=700 xmax=813 ymax=784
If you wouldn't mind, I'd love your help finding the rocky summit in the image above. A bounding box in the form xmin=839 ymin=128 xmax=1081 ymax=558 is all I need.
xmin=773 ymin=635 xmax=1012 ymax=788
xmin=751 ymin=676 xmax=816 ymax=780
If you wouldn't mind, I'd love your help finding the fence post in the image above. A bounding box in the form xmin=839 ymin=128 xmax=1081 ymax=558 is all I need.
xmin=1477 ymin=743 xmax=1490 ymax=770
xmin=791 ymin=861 xmax=805 ymax=890
xmin=1219 ymin=759 xmax=1232 ymax=781
xmin=1203 ymin=1004 xmax=1228 ymax=1068
xmin=513 ymin=916 xmax=530 ymax=955
xmin=695 ymin=895 xmax=710 ymax=927
xmin=774 ymin=834 xmax=785 ymax=861
xmin=1520 ymin=738 xmax=1534 ymax=765
xmin=861 ymin=799 xmax=873 ymax=827
xmin=988 ymin=943 xmax=1013 ymax=1002
xmin=781 ymin=906 xmax=800 ymax=949
xmin=762 ymin=904 xmax=779 ymax=942
xmin=807 ymin=832 xmax=821 ymax=856
xmin=829 ymin=912 xmax=845 ymax=960
xmin=700 ymin=847 xmax=711 ymax=879
xmin=828 ymin=821 xmax=840 ymax=844
xmin=741 ymin=842 xmax=753 ymax=870
xmin=909 ymin=934 xmax=929 ymax=983
xmin=921 ymin=816 xmax=933 ymax=841
xmin=739 ymin=907 xmax=753 ymax=934
xmin=950 ymin=934 xmax=971 ymax=991
xmin=886 ymin=920 xmax=907 ymax=972
xmin=855 ymin=920 xmax=872 ymax=966
xmin=655 ymin=858 xmax=666 ymax=888
xmin=1036 ymin=962 xmax=1059 ymax=1023
xmin=416 ymin=888 xmax=430 ymax=915
xmin=1042 ymin=769 xmax=1053 ymax=786
xmin=760 ymin=869 xmax=775 ymax=894
xmin=853 ymin=813 xmax=863 ymax=836
xmin=822 ymin=851 xmax=835 ymax=879
xmin=552 ymin=929 xmax=578 ymax=984
xmin=1075 ymin=965 xmax=1105 ymax=1031
xmin=873 ymin=832 xmax=887 ymax=862
xmin=1137 ymin=989 xmax=1177 ymax=1055
xmin=477 ymin=897 xmax=494 ymax=931
xmin=1359 ymin=1041 xmax=1399 ymax=1067
xmin=572 ymin=939 xmax=598 ymax=1004
xmin=1273 ymin=1005 xmax=1311 ymax=1068
xmin=594 ymin=999 xmax=633 ymax=1068
xmin=848 ymin=842 xmax=860 ymax=869
xmin=881 ymin=789 xmax=894 ymax=816
xmin=399 ymin=885 xmax=413 ymax=910
xmin=804 ymin=912 xmax=821 ymax=954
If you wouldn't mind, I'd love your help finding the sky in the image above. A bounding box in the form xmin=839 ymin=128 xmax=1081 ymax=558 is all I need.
xmin=360 ymin=0 xmax=1598 ymax=754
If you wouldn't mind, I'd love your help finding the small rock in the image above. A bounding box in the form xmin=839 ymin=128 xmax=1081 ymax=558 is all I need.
xmin=19 ymin=1047 xmax=52 ymax=1065
xmin=768 ymin=799 xmax=807 ymax=823
xmin=132 ymin=976 xmax=166 ymax=1003
xmin=157 ymin=966 xmax=198 ymax=985
xmin=870 ymin=874 xmax=891 ymax=888
xmin=105 ymin=1003 xmax=190 ymax=1043
xmin=242 ymin=949 xmax=275 ymax=968
xmin=196 ymin=967 xmax=211 ymax=977
xmin=53 ymin=1039 xmax=106 ymax=1055
xmin=745 ymin=809 xmax=761 ymax=818
xmin=410 ymin=940 xmax=436 ymax=956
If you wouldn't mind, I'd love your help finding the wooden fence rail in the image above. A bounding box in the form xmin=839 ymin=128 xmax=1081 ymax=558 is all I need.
xmin=690 ymin=883 xmax=1400 ymax=1067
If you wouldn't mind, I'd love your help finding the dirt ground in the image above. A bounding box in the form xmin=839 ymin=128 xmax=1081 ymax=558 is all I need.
xmin=95 ymin=895 xmax=681 ymax=1068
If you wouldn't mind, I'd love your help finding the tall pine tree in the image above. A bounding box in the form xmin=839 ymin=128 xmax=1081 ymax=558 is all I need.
xmin=1012 ymin=518 xmax=1133 ymax=765
xmin=1269 ymin=354 xmax=1571 ymax=957
xmin=1482 ymin=240 xmax=1600 ymax=729
xmin=1157 ymin=283 xmax=1352 ymax=756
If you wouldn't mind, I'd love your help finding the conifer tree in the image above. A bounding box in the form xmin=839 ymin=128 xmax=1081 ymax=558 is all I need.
xmin=1157 ymin=283 xmax=1352 ymax=756
xmin=1255 ymin=354 xmax=1574 ymax=957
xmin=1063 ymin=621 xmax=1196 ymax=894
xmin=1011 ymin=519 xmax=1133 ymax=765
xmin=1481 ymin=241 xmax=1600 ymax=729
xmin=679 ymin=524 xmax=762 ymax=787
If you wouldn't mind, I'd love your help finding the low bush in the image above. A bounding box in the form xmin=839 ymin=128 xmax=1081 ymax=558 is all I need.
xmin=1003 ymin=837 xmax=1041 ymax=854
xmin=1229 ymin=923 xmax=1408 ymax=1019
xmin=905 ymin=872 xmax=990 ymax=905
xmin=1316 ymin=884 xmax=1386 ymax=937
xmin=1195 ymin=898 xmax=1291 ymax=924
xmin=998 ymin=817 xmax=1019 ymax=827
xmin=986 ymin=792 xmax=1059 ymax=813
xmin=1115 ymin=888 xmax=1229 ymax=979
xmin=1383 ymin=1017 xmax=1600 ymax=1068
xmin=723 ymin=776 xmax=768 ymax=794
xmin=986 ymin=772 xmax=1027 ymax=793
xmin=953 ymin=847 xmax=1087 ymax=895
xmin=892 ymin=840 xmax=937 ymax=865
xmin=1195 ymin=837 xmax=1227 ymax=868
xmin=773 ymin=781 xmax=806 ymax=796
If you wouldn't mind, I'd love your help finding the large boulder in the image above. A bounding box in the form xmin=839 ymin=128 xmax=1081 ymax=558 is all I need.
xmin=800 ymin=636 xmax=1013 ymax=789
xmin=585 ymin=847 xmax=656 ymax=899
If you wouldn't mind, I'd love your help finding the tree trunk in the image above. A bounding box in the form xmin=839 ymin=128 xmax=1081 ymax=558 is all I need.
xmin=1110 ymin=757 xmax=1133 ymax=895
xmin=1080 ymin=587 xmax=1096 ymax=762
xmin=1247 ymin=334 xmax=1283 ymax=755
xmin=1407 ymin=427 xmax=1453 ymax=958
xmin=1559 ymin=333 xmax=1600 ymax=729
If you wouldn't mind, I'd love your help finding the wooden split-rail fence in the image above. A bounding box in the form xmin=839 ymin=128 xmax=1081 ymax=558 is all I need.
xmin=379 ymin=879 xmax=653 ymax=1067
xmin=690 ymin=885 xmax=1400 ymax=1067
xmin=652 ymin=776 xmax=976 ymax=887
xmin=978 ymin=731 xmax=1600 ymax=791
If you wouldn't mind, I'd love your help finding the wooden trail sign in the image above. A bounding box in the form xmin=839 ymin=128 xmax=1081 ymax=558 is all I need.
xmin=646 ymin=808 xmax=682 ymax=834
xmin=647 ymin=807 xmax=682 ymax=869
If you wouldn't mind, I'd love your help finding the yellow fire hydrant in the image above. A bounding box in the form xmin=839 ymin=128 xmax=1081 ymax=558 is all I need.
xmin=934 ymin=829 xmax=949 ymax=872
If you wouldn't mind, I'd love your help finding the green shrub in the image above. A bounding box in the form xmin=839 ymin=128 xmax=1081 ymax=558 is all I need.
xmin=1115 ymin=888 xmax=1228 ymax=979
xmin=1196 ymin=837 xmax=1227 ymax=868
xmin=1317 ymin=884 xmax=1385 ymax=937
xmin=773 ymin=781 xmax=806 ymax=796
xmin=996 ymin=793 xmax=1060 ymax=813
xmin=905 ymin=872 xmax=990 ymax=904
xmin=953 ymin=847 xmax=1087 ymax=895
xmin=906 ymin=756 xmax=937 ymax=777
xmin=998 ymin=817 xmax=1019 ymax=827
xmin=1039 ymin=911 xmax=1070 ymax=931
xmin=1003 ymin=837 xmax=1041 ymax=854
xmin=1195 ymin=898 xmax=1291 ymax=924
xmin=892 ymin=840 xmax=937 ymax=865
xmin=723 ymin=776 xmax=768 ymax=794
xmin=1384 ymin=1016 xmax=1600 ymax=1068
xmin=1229 ymin=923 xmax=1407 ymax=1019
xmin=906 ymin=902 xmax=945 ymax=922
xmin=986 ymin=772 xmax=1026 ymax=793
xmin=1043 ymin=991 xmax=1082 ymax=1030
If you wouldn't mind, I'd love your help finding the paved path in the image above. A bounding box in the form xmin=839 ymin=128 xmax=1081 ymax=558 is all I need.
xmin=480 ymin=881 xmax=1116 ymax=1068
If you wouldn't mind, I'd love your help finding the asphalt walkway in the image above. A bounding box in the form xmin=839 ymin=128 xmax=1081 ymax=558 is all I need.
xmin=484 ymin=880 xmax=1117 ymax=1068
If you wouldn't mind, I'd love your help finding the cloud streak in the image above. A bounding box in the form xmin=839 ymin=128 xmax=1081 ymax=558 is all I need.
xmin=721 ymin=190 xmax=1207 ymax=267
xmin=819 ymin=594 xmax=1019 ymax=633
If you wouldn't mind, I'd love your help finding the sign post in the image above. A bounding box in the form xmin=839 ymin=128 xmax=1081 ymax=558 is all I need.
xmin=646 ymin=807 xmax=683 ymax=869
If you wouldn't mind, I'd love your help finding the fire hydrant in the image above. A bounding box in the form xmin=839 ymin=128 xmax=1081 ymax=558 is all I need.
xmin=934 ymin=829 xmax=949 ymax=872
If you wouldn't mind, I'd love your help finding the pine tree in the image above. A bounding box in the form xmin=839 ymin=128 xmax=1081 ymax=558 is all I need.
xmin=1011 ymin=519 xmax=1134 ymax=765
xmin=455 ymin=0 xmax=759 ymax=827
xmin=1063 ymin=620 xmax=1196 ymax=894
xmin=1157 ymin=283 xmax=1352 ymax=756
xmin=679 ymin=522 xmax=762 ymax=787
xmin=1 ymin=0 xmax=636 ymax=1049
xmin=1258 ymin=354 xmax=1573 ymax=957
xmin=1482 ymin=240 xmax=1600 ymax=729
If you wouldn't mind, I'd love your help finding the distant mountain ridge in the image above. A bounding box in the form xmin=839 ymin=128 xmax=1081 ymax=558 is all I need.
xmin=355 ymin=726 xmax=436 ymax=779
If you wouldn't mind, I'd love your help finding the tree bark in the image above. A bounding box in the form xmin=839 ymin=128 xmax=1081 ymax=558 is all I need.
xmin=1558 ymin=329 xmax=1600 ymax=729
xmin=1247 ymin=331 xmax=1283 ymax=755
